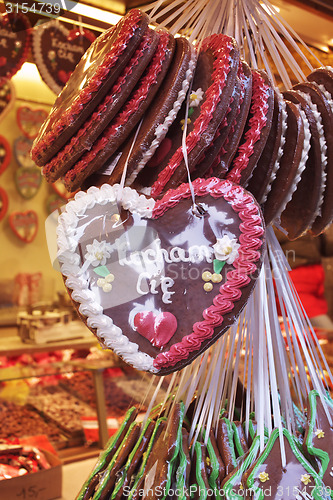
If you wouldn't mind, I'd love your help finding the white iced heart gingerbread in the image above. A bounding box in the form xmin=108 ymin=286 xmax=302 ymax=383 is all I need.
xmin=57 ymin=178 xmax=265 ymax=374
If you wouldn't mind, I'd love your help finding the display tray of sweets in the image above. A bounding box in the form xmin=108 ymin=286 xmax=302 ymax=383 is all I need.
xmin=0 ymin=399 xmax=67 ymax=450
xmin=26 ymin=385 xmax=96 ymax=438
xmin=60 ymin=369 xmax=166 ymax=417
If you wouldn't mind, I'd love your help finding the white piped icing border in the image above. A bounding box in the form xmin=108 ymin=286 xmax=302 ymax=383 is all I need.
xmin=56 ymin=184 xmax=158 ymax=373
xmin=125 ymin=47 xmax=197 ymax=185
xmin=261 ymin=92 xmax=287 ymax=204
xmin=274 ymin=106 xmax=311 ymax=223
xmin=316 ymin=83 xmax=333 ymax=115
xmin=297 ymin=90 xmax=327 ymax=222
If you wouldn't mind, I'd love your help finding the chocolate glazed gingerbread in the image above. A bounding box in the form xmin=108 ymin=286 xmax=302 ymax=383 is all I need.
xmin=32 ymin=10 xmax=150 ymax=166
xmin=213 ymin=60 xmax=253 ymax=179
xmin=246 ymin=89 xmax=286 ymax=201
xmin=42 ymin=28 xmax=160 ymax=184
xmin=57 ymin=178 xmax=265 ymax=375
xmin=262 ymin=100 xmax=307 ymax=226
xmin=226 ymin=70 xmax=274 ymax=187
xmin=63 ymin=30 xmax=176 ymax=192
xmin=149 ymin=34 xmax=240 ymax=197
xmin=76 ymin=407 xmax=138 ymax=500
xmin=191 ymin=77 xmax=242 ymax=180
xmin=108 ymin=36 xmax=196 ymax=188
xmin=281 ymin=89 xmax=324 ymax=239
xmin=294 ymin=81 xmax=333 ymax=236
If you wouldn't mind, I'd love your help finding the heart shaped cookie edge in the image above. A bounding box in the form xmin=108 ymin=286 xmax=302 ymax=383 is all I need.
xmin=9 ymin=210 xmax=38 ymax=243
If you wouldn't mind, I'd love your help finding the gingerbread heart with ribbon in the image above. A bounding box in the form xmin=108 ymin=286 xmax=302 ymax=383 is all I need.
xmin=0 ymin=79 xmax=15 ymax=123
xmin=14 ymin=136 xmax=35 ymax=168
xmin=9 ymin=210 xmax=38 ymax=243
xmin=15 ymin=166 xmax=42 ymax=199
xmin=17 ymin=106 xmax=48 ymax=140
xmin=0 ymin=135 xmax=11 ymax=175
xmin=57 ymin=178 xmax=265 ymax=375
xmin=32 ymin=20 xmax=96 ymax=95
xmin=46 ymin=193 xmax=65 ymax=215
xmin=0 ymin=11 xmax=31 ymax=84
xmin=0 ymin=186 xmax=9 ymax=222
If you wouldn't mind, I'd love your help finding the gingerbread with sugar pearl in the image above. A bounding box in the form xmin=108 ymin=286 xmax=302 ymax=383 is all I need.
xmin=57 ymin=177 xmax=265 ymax=375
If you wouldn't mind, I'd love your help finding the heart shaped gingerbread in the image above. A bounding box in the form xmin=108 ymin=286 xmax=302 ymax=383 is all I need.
xmin=0 ymin=79 xmax=15 ymax=123
xmin=134 ymin=311 xmax=178 ymax=348
xmin=32 ymin=20 xmax=96 ymax=95
xmin=0 ymin=186 xmax=8 ymax=221
xmin=46 ymin=193 xmax=65 ymax=215
xmin=15 ymin=166 xmax=42 ymax=199
xmin=57 ymin=178 xmax=265 ymax=374
xmin=9 ymin=210 xmax=38 ymax=243
xmin=0 ymin=135 xmax=11 ymax=175
xmin=0 ymin=11 xmax=31 ymax=84
xmin=17 ymin=106 xmax=48 ymax=140
xmin=14 ymin=136 xmax=35 ymax=168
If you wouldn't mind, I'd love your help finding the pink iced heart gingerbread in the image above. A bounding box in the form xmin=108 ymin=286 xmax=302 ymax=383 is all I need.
xmin=57 ymin=178 xmax=265 ymax=374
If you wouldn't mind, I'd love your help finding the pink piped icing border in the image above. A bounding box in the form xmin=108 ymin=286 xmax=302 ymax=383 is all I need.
xmin=31 ymin=9 xmax=143 ymax=163
xmin=42 ymin=29 xmax=155 ymax=183
xmin=215 ymin=64 xmax=246 ymax=163
xmin=63 ymin=30 xmax=173 ymax=189
xmin=150 ymin=34 xmax=236 ymax=197
xmin=226 ymin=71 xmax=270 ymax=184
xmin=152 ymin=177 xmax=264 ymax=370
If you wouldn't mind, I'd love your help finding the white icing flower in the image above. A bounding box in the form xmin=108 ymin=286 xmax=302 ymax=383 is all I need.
xmin=84 ymin=239 xmax=113 ymax=267
xmin=190 ymin=88 xmax=204 ymax=107
xmin=213 ymin=235 xmax=240 ymax=264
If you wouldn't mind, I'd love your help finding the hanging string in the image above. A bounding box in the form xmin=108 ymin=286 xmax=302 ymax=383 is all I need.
xmin=181 ymin=70 xmax=197 ymax=210
xmin=117 ymin=118 xmax=143 ymax=206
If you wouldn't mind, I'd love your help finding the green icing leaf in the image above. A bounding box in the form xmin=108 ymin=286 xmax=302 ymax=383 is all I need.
xmin=93 ymin=265 xmax=110 ymax=278
xmin=188 ymin=107 xmax=195 ymax=117
xmin=213 ymin=259 xmax=225 ymax=274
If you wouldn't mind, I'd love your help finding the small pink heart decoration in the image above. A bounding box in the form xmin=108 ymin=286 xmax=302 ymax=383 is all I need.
xmin=57 ymin=69 xmax=71 ymax=84
xmin=57 ymin=178 xmax=265 ymax=374
xmin=32 ymin=20 xmax=95 ymax=95
xmin=134 ymin=311 xmax=178 ymax=348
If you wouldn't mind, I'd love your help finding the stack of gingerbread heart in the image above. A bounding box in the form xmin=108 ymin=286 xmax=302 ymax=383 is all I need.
xmin=31 ymin=8 xmax=333 ymax=242
xmin=31 ymin=10 xmax=196 ymax=194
